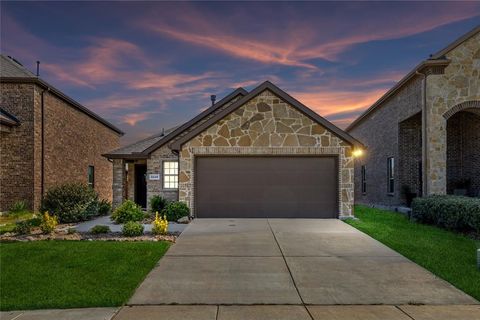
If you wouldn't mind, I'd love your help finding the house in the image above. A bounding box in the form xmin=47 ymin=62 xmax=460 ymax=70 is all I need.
xmin=104 ymin=81 xmax=363 ymax=218
xmin=0 ymin=55 xmax=124 ymax=212
xmin=347 ymin=26 xmax=480 ymax=208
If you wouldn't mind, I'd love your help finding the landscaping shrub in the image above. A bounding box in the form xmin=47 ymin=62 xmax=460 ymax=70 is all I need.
xmin=122 ymin=221 xmax=144 ymax=237
xmin=13 ymin=216 xmax=41 ymax=235
xmin=111 ymin=200 xmax=144 ymax=223
xmin=41 ymin=183 xmax=100 ymax=223
xmin=411 ymin=195 xmax=480 ymax=234
xmin=152 ymin=212 xmax=168 ymax=235
xmin=9 ymin=200 xmax=28 ymax=214
xmin=161 ymin=201 xmax=190 ymax=221
xmin=90 ymin=225 xmax=110 ymax=234
xmin=150 ymin=195 xmax=168 ymax=213
xmin=13 ymin=220 xmax=32 ymax=235
xmin=98 ymin=200 xmax=112 ymax=216
xmin=40 ymin=212 xmax=58 ymax=234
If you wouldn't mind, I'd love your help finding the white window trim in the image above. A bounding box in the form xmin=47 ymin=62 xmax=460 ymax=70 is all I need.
xmin=163 ymin=161 xmax=179 ymax=190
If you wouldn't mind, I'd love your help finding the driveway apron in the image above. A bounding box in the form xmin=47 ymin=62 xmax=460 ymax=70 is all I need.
xmin=128 ymin=218 xmax=478 ymax=305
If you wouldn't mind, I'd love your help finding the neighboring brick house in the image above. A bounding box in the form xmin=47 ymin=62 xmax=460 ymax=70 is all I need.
xmin=347 ymin=26 xmax=480 ymax=208
xmin=0 ymin=55 xmax=123 ymax=212
xmin=105 ymin=81 xmax=363 ymax=218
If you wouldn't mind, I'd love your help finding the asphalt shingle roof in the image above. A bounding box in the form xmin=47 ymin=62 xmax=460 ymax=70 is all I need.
xmin=107 ymin=127 xmax=178 ymax=155
xmin=0 ymin=55 xmax=36 ymax=78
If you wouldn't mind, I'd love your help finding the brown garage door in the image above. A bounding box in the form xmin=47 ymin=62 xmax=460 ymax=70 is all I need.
xmin=195 ymin=156 xmax=338 ymax=218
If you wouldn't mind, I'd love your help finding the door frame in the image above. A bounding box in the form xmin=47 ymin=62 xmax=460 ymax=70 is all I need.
xmin=193 ymin=154 xmax=339 ymax=218
xmin=134 ymin=164 xmax=147 ymax=209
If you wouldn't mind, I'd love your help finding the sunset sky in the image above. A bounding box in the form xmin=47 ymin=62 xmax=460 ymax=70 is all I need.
xmin=1 ymin=1 xmax=479 ymax=145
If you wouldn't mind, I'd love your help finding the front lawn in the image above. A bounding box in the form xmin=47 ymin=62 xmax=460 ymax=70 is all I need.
xmin=346 ymin=205 xmax=480 ymax=301
xmin=0 ymin=241 xmax=170 ymax=310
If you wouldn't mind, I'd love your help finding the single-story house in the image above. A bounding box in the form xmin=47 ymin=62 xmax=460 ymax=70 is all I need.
xmin=0 ymin=55 xmax=124 ymax=211
xmin=104 ymin=81 xmax=363 ymax=218
xmin=347 ymin=26 xmax=480 ymax=208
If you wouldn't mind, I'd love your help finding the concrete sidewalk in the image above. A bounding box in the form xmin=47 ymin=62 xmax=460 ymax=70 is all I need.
xmin=128 ymin=219 xmax=477 ymax=305
xmin=0 ymin=308 xmax=118 ymax=320
xmin=3 ymin=305 xmax=479 ymax=320
xmin=113 ymin=305 xmax=480 ymax=320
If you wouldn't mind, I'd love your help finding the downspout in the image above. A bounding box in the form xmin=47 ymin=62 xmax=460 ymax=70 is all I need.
xmin=40 ymin=87 xmax=50 ymax=200
xmin=416 ymin=70 xmax=427 ymax=197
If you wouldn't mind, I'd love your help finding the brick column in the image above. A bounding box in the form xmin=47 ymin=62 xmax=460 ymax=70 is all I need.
xmin=112 ymin=159 xmax=126 ymax=208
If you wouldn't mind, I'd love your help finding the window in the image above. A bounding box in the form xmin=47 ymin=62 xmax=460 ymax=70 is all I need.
xmin=387 ymin=157 xmax=394 ymax=194
xmin=163 ymin=161 xmax=178 ymax=189
xmin=361 ymin=165 xmax=366 ymax=194
xmin=87 ymin=166 xmax=95 ymax=188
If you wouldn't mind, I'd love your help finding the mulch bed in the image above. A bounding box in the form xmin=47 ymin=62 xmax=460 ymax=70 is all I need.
xmin=0 ymin=225 xmax=178 ymax=243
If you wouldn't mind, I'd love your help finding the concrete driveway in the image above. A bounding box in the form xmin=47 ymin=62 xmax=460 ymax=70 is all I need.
xmin=128 ymin=218 xmax=477 ymax=307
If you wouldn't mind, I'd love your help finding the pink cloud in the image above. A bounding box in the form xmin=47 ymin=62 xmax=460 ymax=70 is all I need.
xmin=139 ymin=3 xmax=479 ymax=65
xmin=122 ymin=111 xmax=158 ymax=126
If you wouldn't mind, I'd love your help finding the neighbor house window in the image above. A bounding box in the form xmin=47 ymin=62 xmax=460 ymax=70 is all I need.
xmin=387 ymin=157 xmax=394 ymax=194
xmin=88 ymin=166 xmax=95 ymax=189
xmin=361 ymin=165 xmax=366 ymax=194
xmin=163 ymin=161 xmax=178 ymax=189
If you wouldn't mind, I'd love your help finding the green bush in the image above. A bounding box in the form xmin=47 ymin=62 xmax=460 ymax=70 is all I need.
xmin=98 ymin=200 xmax=112 ymax=216
xmin=41 ymin=183 xmax=100 ymax=223
xmin=13 ymin=220 xmax=32 ymax=235
xmin=150 ymin=195 xmax=167 ymax=213
xmin=90 ymin=225 xmax=110 ymax=234
xmin=111 ymin=200 xmax=144 ymax=223
xmin=9 ymin=200 xmax=28 ymax=214
xmin=122 ymin=221 xmax=144 ymax=237
xmin=161 ymin=201 xmax=190 ymax=221
xmin=411 ymin=195 xmax=480 ymax=234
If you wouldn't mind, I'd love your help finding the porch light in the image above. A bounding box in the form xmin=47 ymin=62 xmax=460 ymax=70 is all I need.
xmin=352 ymin=149 xmax=364 ymax=158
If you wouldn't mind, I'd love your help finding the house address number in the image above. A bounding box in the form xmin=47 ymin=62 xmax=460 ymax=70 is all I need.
xmin=149 ymin=174 xmax=160 ymax=180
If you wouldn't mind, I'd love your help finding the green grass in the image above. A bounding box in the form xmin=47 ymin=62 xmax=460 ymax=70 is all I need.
xmin=0 ymin=241 xmax=170 ymax=310
xmin=0 ymin=211 xmax=35 ymax=234
xmin=346 ymin=205 xmax=480 ymax=301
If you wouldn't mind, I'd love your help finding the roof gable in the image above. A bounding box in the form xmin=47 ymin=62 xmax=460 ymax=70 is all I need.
xmin=103 ymin=87 xmax=248 ymax=158
xmin=171 ymin=81 xmax=363 ymax=150
xmin=431 ymin=25 xmax=480 ymax=59
xmin=347 ymin=26 xmax=479 ymax=132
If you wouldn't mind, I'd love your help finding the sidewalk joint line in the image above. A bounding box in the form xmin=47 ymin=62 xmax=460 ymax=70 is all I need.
xmin=267 ymin=219 xmax=315 ymax=320
xmin=395 ymin=305 xmax=416 ymax=320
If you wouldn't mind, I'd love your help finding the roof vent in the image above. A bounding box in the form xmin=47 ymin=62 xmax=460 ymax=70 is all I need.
xmin=161 ymin=128 xmax=165 ymax=136
xmin=210 ymin=95 xmax=216 ymax=106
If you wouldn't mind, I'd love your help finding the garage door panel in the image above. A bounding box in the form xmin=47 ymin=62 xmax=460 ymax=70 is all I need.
xmin=195 ymin=157 xmax=338 ymax=218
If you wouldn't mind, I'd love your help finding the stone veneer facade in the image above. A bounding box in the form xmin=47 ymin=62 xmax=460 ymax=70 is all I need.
xmin=0 ymin=82 xmax=121 ymax=211
xmin=349 ymin=29 xmax=479 ymax=206
xmin=178 ymin=90 xmax=354 ymax=217
xmin=425 ymin=31 xmax=480 ymax=195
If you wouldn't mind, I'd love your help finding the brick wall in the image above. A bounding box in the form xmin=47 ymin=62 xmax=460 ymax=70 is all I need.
xmin=446 ymin=111 xmax=480 ymax=195
xmin=0 ymin=82 xmax=121 ymax=212
xmin=39 ymin=87 xmax=120 ymax=205
xmin=398 ymin=112 xmax=422 ymax=200
xmin=0 ymin=83 xmax=35 ymax=211
xmin=350 ymin=77 xmax=423 ymax=206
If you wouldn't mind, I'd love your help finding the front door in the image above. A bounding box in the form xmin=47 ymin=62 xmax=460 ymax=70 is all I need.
xmin=134 ymin=164 xmax=147 ymax=208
